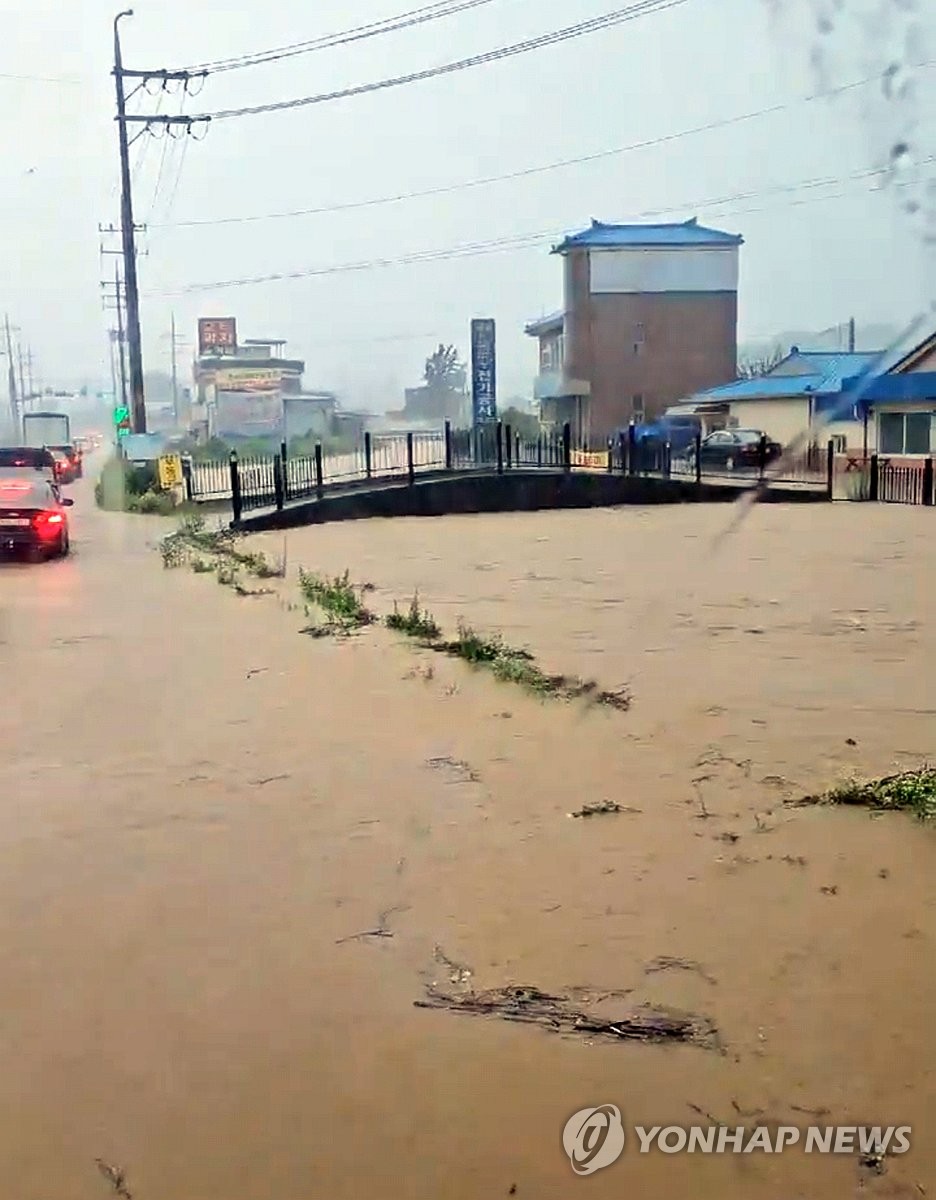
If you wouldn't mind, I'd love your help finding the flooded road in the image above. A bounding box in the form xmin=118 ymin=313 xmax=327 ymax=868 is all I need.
xmin=1 ymin=481 xmax=934 ymax=1198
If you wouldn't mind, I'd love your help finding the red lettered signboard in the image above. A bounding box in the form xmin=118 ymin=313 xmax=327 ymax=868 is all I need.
xmin=197 ymin=317 xmax=237 ymax=357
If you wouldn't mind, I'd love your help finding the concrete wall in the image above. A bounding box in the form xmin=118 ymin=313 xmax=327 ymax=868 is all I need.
xmin=589 ymin=246 xmax=739 ymax=294
xmin=237 ymin=469 xmax=829 ymax=532
xmin=728 ymin=397 xmax=871 ymax=451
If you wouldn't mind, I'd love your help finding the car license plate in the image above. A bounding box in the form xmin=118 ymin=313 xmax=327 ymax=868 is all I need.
xmin=0 ymin=519 xmax=30 ymax=527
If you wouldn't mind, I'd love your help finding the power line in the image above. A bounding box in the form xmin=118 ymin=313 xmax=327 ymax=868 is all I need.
xmin=155 ymin=60 xmax=936 ymax=229
xmin=186 ymin=0 xmax=690 ymax=121
xmin=154 ymin=159 xmax=935 ymax=296
xmin=182 ymin=0 xmax=503 ymax=74
xmin=0 ymin=70 xmax=84 ymax=85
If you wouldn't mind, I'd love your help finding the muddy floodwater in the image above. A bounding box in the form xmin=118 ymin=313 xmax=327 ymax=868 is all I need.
xmin=1 ymin=484 xmax=935 ymax=1199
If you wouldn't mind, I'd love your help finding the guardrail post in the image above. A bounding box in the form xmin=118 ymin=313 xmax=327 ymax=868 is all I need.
xmin=407 ymin=431 xmax=415 ymax=485
xmin=607 ymin=439 xmax=613 ymax=472
xmin=826 ymin=440 xmax=835 ymax=499
xmin=664 ymin=441 xmax=672 ymax=478
xmin=869 ymin=453 xmax=879 ymax=502
xmin=923 ymin=456 xmax=934 ymax=506
xmin=694 ymin=432 xmax=702 ymax=486
xmin=364 ymin=431 xmax=372 ymax=478
xmin=273 ymin=453 xmax=285 ymax=511
xmin=280 ymin=439 xmax=289 ymax=502
xmin=627 ymin=423 xmax=637 ymax=475
xmin=229 ymin=451 xmax=242 ymax=523
xmin=315 ymin=443 xmax=324 ymax=500
xmin=505 ymin=424 xmax=512 ymax=469
xmin=562 ymin=422 xmax=572 ymax=473
xmin=537 ymin=435 xmax=543 ymax=468
xmin=444 ymin=421 xmax=452 ymax=471
xmin=495 ymin=422 xmax=504 ymax=474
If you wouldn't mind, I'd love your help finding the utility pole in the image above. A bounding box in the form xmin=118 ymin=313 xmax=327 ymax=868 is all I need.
xmin=170 ymin=313 xmax=179 ymax=427
xmin=112 ymin=13 xmax=206 ymax=436
xmin=114 ymin=265 xmax=129 ymax=412
xmin=113 ymin=10 xmax=146 ymax=435
xmin=847 ymin=316 xmax=856 ymax=353
xmin=17 ymin=344 xmax=26 ymax=411
xmin=4 ymin=315 xmax=17 ymax=432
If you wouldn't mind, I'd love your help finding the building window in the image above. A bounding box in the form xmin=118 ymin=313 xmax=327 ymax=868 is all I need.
xmin=880 ymin=410 xmax=932 ymax=455
xmin=632 ymin=393 xmax=645 ymax=420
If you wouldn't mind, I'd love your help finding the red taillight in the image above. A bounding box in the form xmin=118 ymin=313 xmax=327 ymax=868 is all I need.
xmin=33 ymin=511 xmax=64 ymax=538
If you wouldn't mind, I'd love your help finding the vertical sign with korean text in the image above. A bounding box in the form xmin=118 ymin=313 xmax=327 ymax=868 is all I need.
xmin=197 ymin=317 xmax=238 ymax=357
xmin=471 ymin=318 xmax=497 ymax=425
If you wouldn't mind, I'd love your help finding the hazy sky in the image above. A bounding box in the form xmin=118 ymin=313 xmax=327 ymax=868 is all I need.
xmin=1 ymin=0 xmax=933 ymax=406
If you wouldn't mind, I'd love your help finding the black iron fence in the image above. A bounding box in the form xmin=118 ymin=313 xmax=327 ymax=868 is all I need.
xmin=185 ymin=422 xmax=838 ymax=522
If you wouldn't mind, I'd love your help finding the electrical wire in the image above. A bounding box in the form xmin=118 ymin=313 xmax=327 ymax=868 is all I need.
xmin=191 ymin=0 xmax=689 ymax=120
xmin=155 ymin=62 xmax=936 ymax=230
xmin=156 ymin=161 xmax=934 ymax=296
xmin=182 ymin=0 xmax=503 ymax=74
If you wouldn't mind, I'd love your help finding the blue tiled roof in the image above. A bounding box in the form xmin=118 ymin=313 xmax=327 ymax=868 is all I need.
xmin=524 ymin=311 xmax=564 ymax=337
xmin=843 ymin=371 xmax=936 ymax=401
xmin=771 ymin=350 xmax=881 ymax=383
xmin=692 ymin=374 xmax=831 ymax=402
xmin=553 ymin=217 xmax=743 ymax=253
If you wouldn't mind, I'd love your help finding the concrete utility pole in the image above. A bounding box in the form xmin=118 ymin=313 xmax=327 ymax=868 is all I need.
xmin=848 ymin=316 xmax=856 ymax=353
xmin=113 ymin=10 xmax=146 ymax=435
xmin=111 ymin=13 xmax=206 ymax=436
xmin=17 ymin=344 xmax=26 ymax=411
xmin=4 ymin=314 xmax=17 ymax=431
xmin=114 ymin=265 xmax=129 ymax=412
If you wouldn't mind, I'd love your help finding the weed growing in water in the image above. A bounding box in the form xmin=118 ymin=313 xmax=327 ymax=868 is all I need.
xmin=298 ymin=568 xmax=374 ymax=630
xmin=812 ymin=769 xmax=936 ymax=821
xmin=426 ymin=622 xmax=630 ymax=709
xmin=386 ymin=593 xmax=441 ymax=641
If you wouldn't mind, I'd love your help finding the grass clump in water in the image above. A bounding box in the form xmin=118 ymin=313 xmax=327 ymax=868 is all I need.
xmin=298 ymin=568 xmax=374 ymax=631
xmin=817 ymin=769 xmax=936 ymax=821
xmin=431 ymin=622 xmax=630 ymax=709
xmin=386 ymin=593 xmax=441 ymax=641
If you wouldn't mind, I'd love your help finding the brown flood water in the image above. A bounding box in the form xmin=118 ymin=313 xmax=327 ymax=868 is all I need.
xmin=1 ymin=483 xmax=934 ymax=1199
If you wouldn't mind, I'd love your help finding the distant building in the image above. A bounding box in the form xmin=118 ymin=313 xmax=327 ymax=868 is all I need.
xmin=673 ymin=349 xmax=881 ymax=450
xmin=526 ymin=217 xmax=742 ymax=443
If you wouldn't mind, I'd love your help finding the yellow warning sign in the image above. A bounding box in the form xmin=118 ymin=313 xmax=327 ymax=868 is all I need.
xmin=570 ymin=449 xmax=609 ymax=469
xmin=157 ymin=453 xmax=183 ymax=489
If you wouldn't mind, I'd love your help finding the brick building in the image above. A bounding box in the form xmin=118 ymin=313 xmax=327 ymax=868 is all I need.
xmin=526 ymin=218 xmax=742 ymax=443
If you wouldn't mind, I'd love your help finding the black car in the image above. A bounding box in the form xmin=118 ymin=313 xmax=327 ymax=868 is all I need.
xmin=0 ymin=446 xmax=57 ymax=474
xmin=0 ymin=476 xmax=73 ymax=560
xmin=692 ymin=429 xmax=783 ymax=473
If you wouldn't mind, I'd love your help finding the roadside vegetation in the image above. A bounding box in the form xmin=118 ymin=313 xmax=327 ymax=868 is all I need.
xmin=383 ymin=590 xmax=629 ymax=708
xmin=298 ymin=568 xmax=375 ymax=634
xmin=159 ymin=513 xmax=285 ymax=596
xmin=156 ymin=519 xmax=629 ymax=709
xmin=95 ymin=456 xmax=178 ymax=516
xmin=800 ymin=768 xmax=936 ymax=821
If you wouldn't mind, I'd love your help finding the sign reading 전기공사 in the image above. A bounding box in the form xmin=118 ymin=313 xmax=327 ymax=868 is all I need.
xmin=471 ymin=318 xmax=497 ymax=426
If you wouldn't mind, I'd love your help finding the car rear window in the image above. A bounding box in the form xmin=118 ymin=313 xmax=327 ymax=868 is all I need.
xmin=0 ymin=448 xmax=55 ymax=468
xmin=0 ymin=478 xmax=52 ymax=507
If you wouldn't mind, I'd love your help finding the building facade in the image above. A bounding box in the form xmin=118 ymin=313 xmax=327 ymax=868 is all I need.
xmin=526 ymin=218 xmax=742 ymax=443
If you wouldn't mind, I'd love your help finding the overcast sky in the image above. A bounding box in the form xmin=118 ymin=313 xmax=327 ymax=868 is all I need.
xmin=0 ymin=0 xmax=933 ymax=406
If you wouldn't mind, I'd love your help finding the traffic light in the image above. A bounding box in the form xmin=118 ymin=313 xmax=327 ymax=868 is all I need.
xmin=113 ymin=405 xmax=131 ymax=438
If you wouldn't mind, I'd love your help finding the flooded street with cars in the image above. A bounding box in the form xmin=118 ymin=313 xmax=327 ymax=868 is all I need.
xmin=1 ymin=465 xmax=935 ymax=1198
